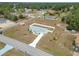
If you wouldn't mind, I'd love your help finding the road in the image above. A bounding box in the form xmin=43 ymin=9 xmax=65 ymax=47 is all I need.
xmin=0 ymin=35 xmax=52 ymax=56
xmin=0 ymin=44 xmax=13 ymax=56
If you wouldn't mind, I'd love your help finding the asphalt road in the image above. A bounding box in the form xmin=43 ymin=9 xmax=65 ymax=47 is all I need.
xmin=0 ymin=35 xmax=52 ymax=56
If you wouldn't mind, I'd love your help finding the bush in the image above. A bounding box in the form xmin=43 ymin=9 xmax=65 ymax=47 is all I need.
xmin=18 ymin=14 xmax=25 ymax=19
xmin=53 ymin=37 xmax=57 ymax=40
xmin=67 ymin=25 xmax=74 ymax=31
xmin=4 ymin=14 xmax=18 ymax=21
xmin=72 ymin=40 xmax=76 ymax=46
xmin=10 ymin=15 xmax=18 ymax=21
xmin=0 ymin=11 xmax=4 ymax=15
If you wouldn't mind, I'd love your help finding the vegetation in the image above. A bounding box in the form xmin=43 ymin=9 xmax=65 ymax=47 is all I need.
xmin=0 ymin=3 xmax=73 ymax=13
xmin=0 ymin=3 xmax=79 ymax=31
xmin=0 ymin=3 xmax=24 ymax=21
xmin=62 ymin=4 xmax=79 ymax=31
xmin=18 ymin=14 xmax=25 ymax=19
xmin=25 ymin=3 xmax=72 ymax=10
xmin=0 ymin=3 xmax=13 ymax=15
xmin=4 ymin=14 xmax=18 ymax=21
xmin=72 ymin=40 xmax=76 ymax=46
xmin=0 ymin=42 xmax=5 ymax=49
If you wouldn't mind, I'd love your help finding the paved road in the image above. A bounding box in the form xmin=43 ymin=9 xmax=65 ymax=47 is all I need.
xmin=0 ymin=44 xmax=13 ymax=56
xmin=0 ymin=35 xmax=52 ymax=56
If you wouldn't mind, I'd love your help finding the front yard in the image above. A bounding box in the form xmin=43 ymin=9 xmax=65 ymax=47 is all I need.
xmin=4 ymin=23 xmax=36 ymax=44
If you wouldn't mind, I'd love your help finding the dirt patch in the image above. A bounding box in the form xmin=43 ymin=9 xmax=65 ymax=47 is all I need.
xmin=37 ymin=27 xmax=75 ymax=56
xmin=0 ymin=42 xmax=5 ymax=49
xmin=4 ymin=24 xmax=36 ymax=44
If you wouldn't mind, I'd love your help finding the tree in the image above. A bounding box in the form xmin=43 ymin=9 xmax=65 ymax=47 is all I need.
xmin=16 ymin=3 xmax=25 ymax=13
xmin=61 ymin=4 xmax=79 ymax=31
xmin=5 ymin=14 xmax=18 ymax=21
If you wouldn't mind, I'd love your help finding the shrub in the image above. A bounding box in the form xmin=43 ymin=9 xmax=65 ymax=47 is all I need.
xmin=4 ymin=14 xmax=18 ymax=21
xmin=0 ymin=11 xmax=4 ymax=15
xmin=10 ymin=15 xmax=18 ymax=21
xmin=72 ymin=40 xmax=76 ymax=46
xmin=18 ymin=14 xmax=25 ymax=19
